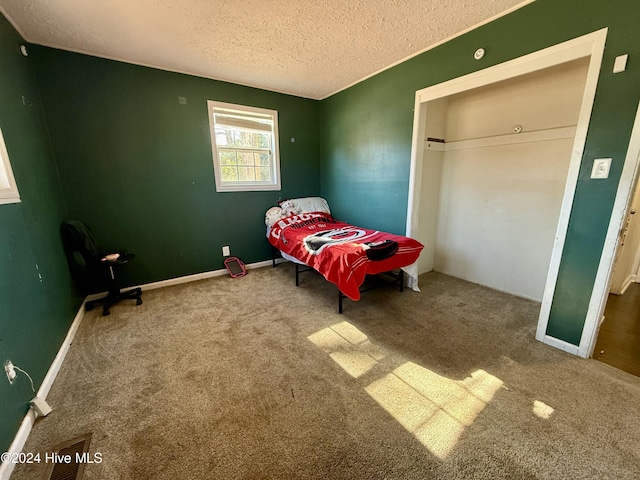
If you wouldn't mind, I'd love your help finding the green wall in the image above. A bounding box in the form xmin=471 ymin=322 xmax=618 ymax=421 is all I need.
xmin=31 ymin=47 xmax=321 ymax=287
xmin=0 ymin=15 xmax=81 ymax=452
xmin=320 ymin=0 xmax=640 ymax=346
xmin=2 ymin=16 xmax=320 ymax=455
xmin=2 ymin=0 xmax=638 ymax=457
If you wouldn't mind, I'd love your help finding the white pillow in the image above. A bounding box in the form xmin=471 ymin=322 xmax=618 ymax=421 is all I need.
xmin=265 ymin=206 xmax=285 ymax=227
xmin=280 ymin=197 xmax=330 ymax=215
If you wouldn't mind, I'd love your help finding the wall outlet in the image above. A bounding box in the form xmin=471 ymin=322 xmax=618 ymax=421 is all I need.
xmin=222 ymin=245 xmax=230 ymax=257
xmin=5 ymin=360 xmax=16 ymax=384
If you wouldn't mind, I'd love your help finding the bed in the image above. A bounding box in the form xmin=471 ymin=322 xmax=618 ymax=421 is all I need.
xmin=266 ymin=197 xmax=424 ymax=312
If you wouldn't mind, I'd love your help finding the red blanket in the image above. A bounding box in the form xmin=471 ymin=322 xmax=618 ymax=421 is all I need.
xmin=268 ymin=212 xmax=423 ymax=301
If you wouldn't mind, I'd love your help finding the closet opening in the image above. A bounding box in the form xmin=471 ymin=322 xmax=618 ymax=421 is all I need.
xmin=406 ymin=29 xmax=608 ymax=356
xmin=417 ymin=58 xmax=589 ymax=302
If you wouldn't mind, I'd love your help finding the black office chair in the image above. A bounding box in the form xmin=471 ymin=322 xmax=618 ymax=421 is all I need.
xmin=61 ymin=220 xmax=142 ymax=316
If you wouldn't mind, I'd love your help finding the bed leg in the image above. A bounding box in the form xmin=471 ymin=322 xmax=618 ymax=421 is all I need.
xmin=295 ymin=263 xmax=300 ymax=286
xmin=338 ymin=289 xmax=343 ymax=314
xmin=399 ymin=269 xmax=404 ymax=292
xmin=271 ymin=246 xmax=277 ymax=268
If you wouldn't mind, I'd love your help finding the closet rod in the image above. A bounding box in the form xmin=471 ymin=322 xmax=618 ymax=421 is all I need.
xmin=424 ymin=126 xmax=577 ymax=152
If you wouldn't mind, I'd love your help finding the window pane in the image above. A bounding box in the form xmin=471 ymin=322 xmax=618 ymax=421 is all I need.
xmin=257 ymin=153 xmax=270 ymax=166
xmin=255 ymin=133 xmax=270 ymax=149
xmin=215 ymin=128 xmax=229 ymax=146
xmin=228 ymin=130 xmax=239 ymax=147
xmin=257 ymin=167 xmax=271 ymax=181
xmin=228 ymin=130 xmax=250 ymax=148
xmin=221 ymin=165 xmax=238 ymax=182
xmin=219 ymin=150 xmax=237 ymax=165
xmin=218 ymin=126 xmax=272 ymax=150
xmin=238 ymin=166 xmax=255 ymax=181
xmin=237 ymin=151 xmax=254 ymax=166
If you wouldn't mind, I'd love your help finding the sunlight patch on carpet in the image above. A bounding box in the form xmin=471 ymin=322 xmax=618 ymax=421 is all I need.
xmin=307 ymin=321 xmax=385 ymax=378
xmin=366 ymin=364 xmax=503 ymax=458
xmin=308 ymin=322 xmax=504 ymax=459
xmin=307 ymin=322 xmax=504 ymax=458
xmin=533 ymin=400 xmax=555 ymax=419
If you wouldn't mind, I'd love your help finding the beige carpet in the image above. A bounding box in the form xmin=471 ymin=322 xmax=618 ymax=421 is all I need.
xmin=12 ymin=265 xmax=640 ymax=479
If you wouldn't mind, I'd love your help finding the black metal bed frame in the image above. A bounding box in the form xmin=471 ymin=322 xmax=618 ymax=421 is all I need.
xmin=271 ymin=246 xmax=404 ymax=313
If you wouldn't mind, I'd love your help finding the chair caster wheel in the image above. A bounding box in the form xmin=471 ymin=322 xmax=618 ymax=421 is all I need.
xmin=136 ymin=297 xmax=143 ymax=306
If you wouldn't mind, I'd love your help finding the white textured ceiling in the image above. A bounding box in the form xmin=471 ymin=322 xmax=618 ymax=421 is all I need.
xmin=0 ymin=0 xmax=530 ymax=99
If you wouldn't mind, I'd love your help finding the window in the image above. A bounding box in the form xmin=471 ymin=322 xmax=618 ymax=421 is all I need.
xmin=207 ymin=101 xmax=281 ymax=192
xmin=0 ymin=126 xmax=20 ymax=205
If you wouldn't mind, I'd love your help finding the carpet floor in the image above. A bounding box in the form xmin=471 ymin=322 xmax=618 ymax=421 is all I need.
xmin=12 ymin=265 xmax=640 ymax=479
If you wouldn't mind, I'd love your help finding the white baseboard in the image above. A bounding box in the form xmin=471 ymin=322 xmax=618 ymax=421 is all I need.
xmin=619 ymin=274 xmax=637 ymax=296
xmin=129 ymin=267 xmax=230 ymax=293
xmin=1 ymin=257 xmax=284 ymax=479
xmin=86 ymin=258 xmax=286 ymax=300
xmin=0 ymin=304 xmax=85 ymax=480
xmin=610 ymin=274 xmax=637 ymax=296
xmin=0 ymin=410 xmax=37 ymax=480
xmin=38 ymin=307 xmax=85 ymax=399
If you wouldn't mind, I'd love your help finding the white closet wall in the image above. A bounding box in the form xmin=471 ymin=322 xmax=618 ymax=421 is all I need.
xmin=417 ymin=98 xmax=447 ymax=275
xmin=419 ymin=58 xmax=590 ymax=301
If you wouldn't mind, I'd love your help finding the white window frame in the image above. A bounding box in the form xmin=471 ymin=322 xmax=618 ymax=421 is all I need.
xmin=0 ymin=126 xmax=20 ymax=205
xmin=207 ymin=100 xmax=281 ymax=192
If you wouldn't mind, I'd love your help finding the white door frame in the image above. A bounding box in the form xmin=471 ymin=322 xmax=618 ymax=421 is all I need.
xmin=406 ymin=29 xmax=608 ymax=356
xmin=578 ymin=102 xmax=640 ymax=357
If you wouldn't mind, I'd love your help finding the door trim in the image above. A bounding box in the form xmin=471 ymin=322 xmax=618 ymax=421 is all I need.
xmin=579 ymin=102 xmax=640 ymax=357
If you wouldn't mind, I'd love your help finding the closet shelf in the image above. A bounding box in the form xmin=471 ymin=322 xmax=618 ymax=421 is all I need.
xmin=424 ymin=126 xmax=577 ymax=152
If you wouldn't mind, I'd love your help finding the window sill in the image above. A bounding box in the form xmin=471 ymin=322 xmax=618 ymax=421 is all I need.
xmin=215 ymin=183 xmax=281 ymax=193
xmin=0 ymin=194 xmax=21 ymax=205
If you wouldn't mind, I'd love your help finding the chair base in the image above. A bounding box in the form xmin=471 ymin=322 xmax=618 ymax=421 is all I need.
xmin=85 ymin=287 xmax=143 ymax=316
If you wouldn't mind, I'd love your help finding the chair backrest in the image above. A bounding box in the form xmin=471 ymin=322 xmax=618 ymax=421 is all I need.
xmin=60 ymin=220 xmax=107 ymax=293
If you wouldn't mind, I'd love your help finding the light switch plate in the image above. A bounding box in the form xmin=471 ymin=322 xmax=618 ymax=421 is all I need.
xmin=613 ymin=54 xmax=628 ymax=74
xmin=591 ymin=158 xmax=612 ymax=179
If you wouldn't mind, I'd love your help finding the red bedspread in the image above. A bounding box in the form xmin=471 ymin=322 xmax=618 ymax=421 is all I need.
xmin=268 ymin=212 xmax=423 ymax=301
